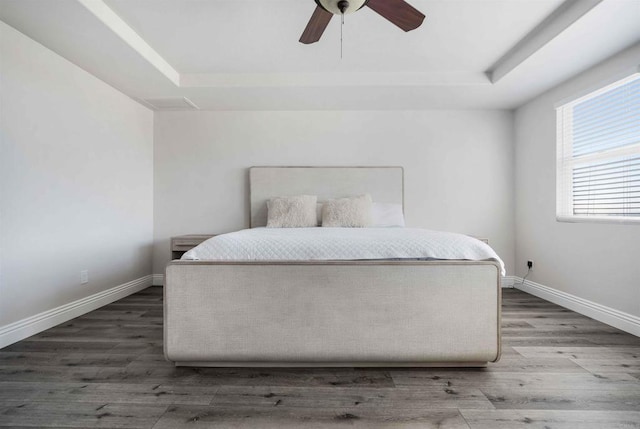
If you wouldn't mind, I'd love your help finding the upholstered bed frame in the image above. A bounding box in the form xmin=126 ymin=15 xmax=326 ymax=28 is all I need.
xmin=164 ymin=167 xmax=502 ymax=367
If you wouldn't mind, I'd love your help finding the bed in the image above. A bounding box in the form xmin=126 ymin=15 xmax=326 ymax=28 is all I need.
xmin=164 ymin=166 xmax=502 ymax=367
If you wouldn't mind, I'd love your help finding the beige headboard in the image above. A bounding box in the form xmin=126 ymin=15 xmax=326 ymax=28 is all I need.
xmin=249 ymin=166 xmax=404 ymax=228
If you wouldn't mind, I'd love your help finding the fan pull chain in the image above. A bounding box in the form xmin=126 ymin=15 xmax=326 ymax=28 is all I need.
xmin=340 ymin=13 xmax=344 ymax=59
xmin=337 ymin=0 xmax=348 ymax=59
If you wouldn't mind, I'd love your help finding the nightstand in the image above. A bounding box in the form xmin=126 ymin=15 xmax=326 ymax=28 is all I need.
xmin=171 ymin=234 xmax=215 ymax=260
xmin=468 ymin=236 xmax=489 ymax=244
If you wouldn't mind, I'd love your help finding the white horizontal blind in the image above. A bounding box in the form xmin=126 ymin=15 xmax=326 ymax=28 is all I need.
xmin=557 ymin=73 xmax=640 ymax=221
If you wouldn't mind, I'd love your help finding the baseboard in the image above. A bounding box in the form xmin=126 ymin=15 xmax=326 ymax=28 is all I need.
xmin=502 ymin=276 xmax=516 ymax=288
xmin=152 ymin=274 xmax=164 ymax=286
xmin=514 ymin=277 xmax=640 ymax=337
xmin=0 ymin=275 xmax=153 ymax=349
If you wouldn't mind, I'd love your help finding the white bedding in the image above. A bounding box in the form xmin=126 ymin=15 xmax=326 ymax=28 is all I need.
xmin=182 ymin=228 xmax=505 ymax=276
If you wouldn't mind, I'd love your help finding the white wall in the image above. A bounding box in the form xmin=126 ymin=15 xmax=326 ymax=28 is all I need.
xmin=154 ymin=110 xmax=515 ymax=275
xmin=0 ymin=22 xmax=154 ymax=329
xmin=514 ymin=42 xmax=640 ymax=318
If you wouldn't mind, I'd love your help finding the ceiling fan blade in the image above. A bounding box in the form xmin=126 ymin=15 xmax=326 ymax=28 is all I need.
xmin=366 ymin=0 xmax=425 ymax=32
xmin=299 ymin=6 xmax=333 ymax=44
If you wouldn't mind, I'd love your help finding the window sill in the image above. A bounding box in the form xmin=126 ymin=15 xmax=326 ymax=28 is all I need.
xmin=556 ymin=215 xmax=640 ymax=225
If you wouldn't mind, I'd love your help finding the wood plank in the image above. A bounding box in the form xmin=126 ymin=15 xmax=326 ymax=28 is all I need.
xmin=514 ymin=346 xmax=640 ymax=360
xmin=474 ymin=356 xmax=589 ymax=373
xmin=500 ymin=321 xmax=536 ymax=329
xmin=0 ymin=365 xmax=392 ymax=388
xmin=501 ymin=312 xmax=599 ymax=320
xmin=0 ymin=340 xmax=116 ymax=353
xmin=461 ymin=409 xmax=640 ymax=429
xmin=0 ymin=352 xmax=135 ymax=368
xmin=122 ymin=364 xmax=397 ymax=388
xmin=108 ymin=342 xmax=164 ymax=355
xmin=0 ymin=402 xmax=167 ymax=428
xmin=523 ymin=318 xmax=624 ymax=329
xmin=0 ymin=381 xmax=218 ymax=405
xmin=32 ymin=327 xmax=163 ymax=343
xmin=209 ymin=385 xmax=494 ymax=410
xmin=75 ymin=310 xmax=149 ymax=320
xmin=502 ymin=336 xmax=605 ymax=346
xmin=496 ymin=346 xmax=522 ymax=356
xmin=99 ymin=304 xmax=163 ymax=311
xmin=480 ymin=387 xmax=640 ymax=411
xmin=501 ymin=328 xmax=629 ymax=338
xmin=43 ymin=319 xmax=163 ymax=329
xmin=0 ymin=365 xmax=102 ymax=383
xmin=152 ymin=405 xmax=471 ymax=429
xmin=0 ymin=365 xmax=228 ymax=386
xmin=572 ymin=359 xmax=640 ymax=373
xmin=391 ymin=370 xmax=640 ymax=391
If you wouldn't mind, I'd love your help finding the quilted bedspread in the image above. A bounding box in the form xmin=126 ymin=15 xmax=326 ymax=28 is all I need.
xmin=182 ymin=228 xmax=505 ymax=276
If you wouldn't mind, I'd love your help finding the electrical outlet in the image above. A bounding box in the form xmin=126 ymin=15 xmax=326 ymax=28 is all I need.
xmin=80 ymin=270 xmax=89 ymax=284
xmin=527 ymin=260 xmax=534 ymax=270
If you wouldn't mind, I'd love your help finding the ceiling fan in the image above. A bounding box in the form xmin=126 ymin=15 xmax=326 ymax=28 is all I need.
xmin=300 ymin=0 xmax=425 ymax=44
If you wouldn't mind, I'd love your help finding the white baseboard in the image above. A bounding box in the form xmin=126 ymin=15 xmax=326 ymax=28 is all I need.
xmin=514 ymin=277 xmax=640 ymax=337
xmin=152 ymin=274 xmax=164 ymax=286
xmin=502 ymin=276 xmax=516 ymax=288
xmin=0 ymin=275 xmax=153 ymax=349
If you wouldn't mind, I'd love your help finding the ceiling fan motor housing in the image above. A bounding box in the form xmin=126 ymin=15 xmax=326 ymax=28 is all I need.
xmin=315 ymin=0 xmax=368 ymax=15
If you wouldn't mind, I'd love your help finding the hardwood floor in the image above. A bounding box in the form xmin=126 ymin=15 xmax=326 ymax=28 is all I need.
xmin=1 ymin=287 xmax=640 ymax=428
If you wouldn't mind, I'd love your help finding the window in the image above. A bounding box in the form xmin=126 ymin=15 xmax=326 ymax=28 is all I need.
xmin=556 ymin=72 xmax=640 ymax=222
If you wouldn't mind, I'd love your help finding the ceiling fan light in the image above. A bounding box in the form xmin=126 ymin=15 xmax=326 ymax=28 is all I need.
xmin=316 ymin=0 xmax=368 ymax=15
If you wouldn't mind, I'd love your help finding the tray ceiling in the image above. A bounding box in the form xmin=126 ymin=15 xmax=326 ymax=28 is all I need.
xmin=0 ymin=0 xmax=638 ymax=110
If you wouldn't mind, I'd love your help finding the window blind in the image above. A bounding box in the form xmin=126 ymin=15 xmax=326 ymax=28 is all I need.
xmin=572 ymin=155 xmax=640 ymax=216
xmin=557 ymin=73 xmax=640 ymax=221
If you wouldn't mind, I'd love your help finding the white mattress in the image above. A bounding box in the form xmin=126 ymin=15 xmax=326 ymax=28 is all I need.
xmin=182 ymin=228 xmax=505 ymax=276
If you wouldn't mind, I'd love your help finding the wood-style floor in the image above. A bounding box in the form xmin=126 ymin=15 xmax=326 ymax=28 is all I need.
xmin=1 ymin=287 xmax=640 ymax=428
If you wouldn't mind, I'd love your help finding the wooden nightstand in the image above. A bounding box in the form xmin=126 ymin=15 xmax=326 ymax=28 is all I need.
xmin=468 ymin=236 xmax=489 ymax=244
xmin=171 ymin=234 xmax=215 ymax=260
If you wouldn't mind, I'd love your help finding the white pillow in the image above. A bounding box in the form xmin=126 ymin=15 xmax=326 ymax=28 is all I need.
xmin=322 ymin=194 xmax=373 ymax=228
xmin=316 ymin=203 xmax=323 ymax=226
xmin=372 ymin=203 xmax=405 ymax=227
xmin=266 ymin=195 xmax=318 ymax=228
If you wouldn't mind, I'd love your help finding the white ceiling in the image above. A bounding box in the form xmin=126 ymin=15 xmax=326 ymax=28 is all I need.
xmin=1 ymin=0 xmax=639 ymax=110
xmin=104 ymin=0 xmax=562 ymax=74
